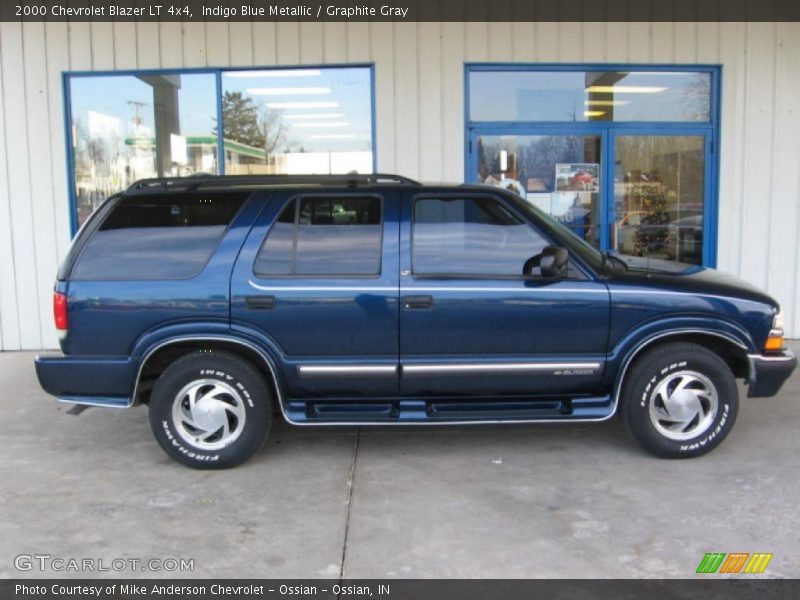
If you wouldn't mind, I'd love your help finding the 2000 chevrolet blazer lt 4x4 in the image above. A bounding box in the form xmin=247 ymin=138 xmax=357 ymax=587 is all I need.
xmin=36 ymin=174 xmax=796 ymax=468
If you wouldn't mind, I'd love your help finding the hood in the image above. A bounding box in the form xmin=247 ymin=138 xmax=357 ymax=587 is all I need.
xmin=608 ymin=255 xmax=779 ymax=308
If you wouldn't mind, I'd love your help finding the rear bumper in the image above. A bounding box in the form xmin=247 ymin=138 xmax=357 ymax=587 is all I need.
xmin=747 ymin=349 xmax=797 ymax=398
xmin=34 ymin=354 xmax=136 ymax=407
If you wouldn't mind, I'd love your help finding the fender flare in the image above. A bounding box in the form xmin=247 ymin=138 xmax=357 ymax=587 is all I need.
xmin=609 ymin=327 xmax=751 ymax=414
xmin=130 ymin=332 xmax=291 ymax=422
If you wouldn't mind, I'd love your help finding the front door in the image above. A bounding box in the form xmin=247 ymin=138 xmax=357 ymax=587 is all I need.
xmin=231 ymin=190 xmax=400 ymax=400
xmin=398 ymin=191 xmax=609 ymax=397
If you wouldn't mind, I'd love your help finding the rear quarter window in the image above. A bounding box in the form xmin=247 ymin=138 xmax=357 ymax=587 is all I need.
xmin=70 ymin=192 xmax=248 ymax=280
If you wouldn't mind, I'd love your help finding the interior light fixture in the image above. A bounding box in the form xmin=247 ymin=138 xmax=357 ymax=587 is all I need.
xmin=584 ymin=110 xmax=606 ymax=117
xmin=225 ymin=69 xmax=322 ymax=78
xmin=584 ymin=100 xmax=631 ymax=106
xmin=586 ymin=85 xmax=667 ymax=94
xmin=284 ymin=113 xmax=346 ymax=119
xmin=247 ymin=87 xmax=331 ymax=95
xmin=293 ymin=122 xmax=350 ymax=128
xmin=310 ymin=134 xmax=357 ymax=139
xmin=265 ymin=101 xmax=340 ymax=109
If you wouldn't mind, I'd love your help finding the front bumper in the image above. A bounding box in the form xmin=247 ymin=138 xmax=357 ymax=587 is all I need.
xmin=747 ymin=349 xmax=797 ymax=398
xmin=34 ymin=354 xmax=137 ymax=407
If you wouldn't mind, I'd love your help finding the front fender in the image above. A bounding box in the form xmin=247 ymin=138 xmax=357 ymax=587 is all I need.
xmin=604 ymin=316 xmax=754 ymax=410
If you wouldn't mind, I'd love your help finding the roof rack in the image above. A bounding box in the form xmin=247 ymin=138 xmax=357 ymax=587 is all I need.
xmin=126 ymin=173 xmax=420 ymax=193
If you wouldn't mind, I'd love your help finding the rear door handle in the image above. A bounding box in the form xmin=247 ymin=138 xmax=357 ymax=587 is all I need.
xmin=245 ymin=295 xmax=276 ymax=310
xmin=403 ymin=295 xmax=433 ymax=309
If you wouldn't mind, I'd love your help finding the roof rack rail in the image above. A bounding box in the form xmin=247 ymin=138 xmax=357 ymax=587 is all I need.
xmin=126 ymin=173 xmax=420 ymax=193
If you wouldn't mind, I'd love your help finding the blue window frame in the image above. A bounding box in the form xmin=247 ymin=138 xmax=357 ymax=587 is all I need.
xmin=464 ymin=64 xmax=721 ymax=267
xmin=63 ymin=64 xmax=377 ymax=234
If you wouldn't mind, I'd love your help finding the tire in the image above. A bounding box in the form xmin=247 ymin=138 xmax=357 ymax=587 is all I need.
xmin=148 ymin=350 xmax=272 ymax=469
xmin=620 ymin=342 xmax=739 ymax=458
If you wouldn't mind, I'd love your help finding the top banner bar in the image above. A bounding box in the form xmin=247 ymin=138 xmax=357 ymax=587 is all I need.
xmin=2 ymin=0 xmax=800 ymax=22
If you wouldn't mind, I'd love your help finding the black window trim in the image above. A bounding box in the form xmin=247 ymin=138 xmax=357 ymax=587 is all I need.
xmin=409 ymin=191 xmax=589 ymax=282
xmin=253 ymin=192 xmax=386 ymax=280
xmin=68 ymin=191 xmax=252 ymax=282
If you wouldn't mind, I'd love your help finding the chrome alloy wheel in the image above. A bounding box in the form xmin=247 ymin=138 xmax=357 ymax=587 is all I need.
xmin=648 ymin=370 xmax=719 ymax=441
xmin=171 ymin=379 xmax=246 ymax=451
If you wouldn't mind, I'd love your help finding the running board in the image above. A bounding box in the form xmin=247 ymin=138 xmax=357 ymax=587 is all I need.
xmin=57 ymin=395 xmax=132 ymax=409
xmin=284 ymin=395 xmax=613 ymax=424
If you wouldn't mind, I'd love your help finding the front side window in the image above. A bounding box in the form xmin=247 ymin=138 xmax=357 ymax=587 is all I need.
xmin=71 ymin=193 xmax=246 ymax=280
xmin=255 ymin=196 xmax=382 ymax=277
xmin=412 ymin=196 xmax=548 ymax=277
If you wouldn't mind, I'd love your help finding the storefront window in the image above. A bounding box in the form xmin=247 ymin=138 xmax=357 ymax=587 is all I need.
xmin=469 ymin=70 xmax=711 ymax=123
xmin=221 ymin=68 xmax=373 ymax=175
xmin=66 ymin=66 xmax=375 ymax=230
xmin=69 ymin=73 xmax=218 ymax=226
xmin=475 ymin=134 xmax=603 ymax=247
xmin=467 ymin=65 xmax=717 ymax=266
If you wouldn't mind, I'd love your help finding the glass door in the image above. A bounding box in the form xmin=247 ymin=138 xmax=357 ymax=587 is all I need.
xmin=611 ymin=132 xmax=709 ymax=265
xmin=470 ymin=130 xmax=605 ymax=249
xmin=468 ymin=128 xmax=712 ymax=266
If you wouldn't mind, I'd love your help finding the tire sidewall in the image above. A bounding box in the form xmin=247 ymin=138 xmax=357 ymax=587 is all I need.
xmin=149 ymin=354 xmax=271 ymax=468
xmin=625 ymin=348 xmax=738 ymax=458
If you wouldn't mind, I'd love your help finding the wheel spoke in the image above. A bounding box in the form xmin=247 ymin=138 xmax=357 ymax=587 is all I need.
xmin=172 ymin=378 xmax=248 ymax=451
xmin=648 ymin=370 xmax=719 ymax=441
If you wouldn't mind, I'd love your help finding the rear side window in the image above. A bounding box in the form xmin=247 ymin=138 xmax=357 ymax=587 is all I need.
xmin=255 ymin=196 xmax=382 ymax=276
xmin=71 ymin=193 xmax=247 ymax=280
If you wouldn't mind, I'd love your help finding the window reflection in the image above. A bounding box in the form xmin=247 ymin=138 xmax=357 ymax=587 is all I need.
xmin=614 ymin=135 xmax=705 ymax=264
xmin=221 ymin=67 xmax=373 ymax=175
xmin=412 ymin=197 xmax=548 ymax=276
xmin=475 ymin=135 xmax=603 ymax=248
xmin=70 ymin=74 xmax=218 ymax=226
xmin=255 ymin=197 xmax=382 ymax=276
xmin=469 ymin=70 xmax=711 ymax=122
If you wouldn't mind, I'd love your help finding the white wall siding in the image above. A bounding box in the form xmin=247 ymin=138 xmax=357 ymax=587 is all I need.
xmin=0 ymin=20 xmax=799 ymax=349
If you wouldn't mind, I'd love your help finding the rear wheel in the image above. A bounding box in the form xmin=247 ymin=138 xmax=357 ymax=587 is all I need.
xmin=620 ymin=342 xmax=739 ymax=458
xmin=148 ymin=350 xmax=272 ymax=469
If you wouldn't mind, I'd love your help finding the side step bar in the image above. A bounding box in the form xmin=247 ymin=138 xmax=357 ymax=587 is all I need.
xmin=285 ymin=395 xmax=614 ymax=425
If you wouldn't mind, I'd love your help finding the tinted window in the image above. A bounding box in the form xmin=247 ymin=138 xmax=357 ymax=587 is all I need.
xmin=412 ymin=197 xmax=548 ymax=276
xmin=255 ymin=197 xmax=382 ymax=276
xmin=71 ymin=193 xmax=246 ymax=280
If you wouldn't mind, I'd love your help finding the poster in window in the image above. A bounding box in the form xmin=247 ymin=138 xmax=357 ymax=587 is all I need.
xmin=555 ymin=163 xmax=600 ymax=193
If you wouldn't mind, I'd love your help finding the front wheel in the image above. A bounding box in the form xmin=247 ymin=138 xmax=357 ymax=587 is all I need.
xmin=148 ymin=350 xmax=272 ymax=469
xmin=620 ymin=342 xmax=739 ymax=458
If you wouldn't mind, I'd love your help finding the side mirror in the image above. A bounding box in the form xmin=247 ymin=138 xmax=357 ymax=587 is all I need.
xmin=523 ymin=245 xmax=569 ymax=278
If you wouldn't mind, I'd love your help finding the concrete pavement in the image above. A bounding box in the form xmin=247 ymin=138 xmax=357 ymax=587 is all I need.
xmin=1 ymin=345 xmax=798 ymax=578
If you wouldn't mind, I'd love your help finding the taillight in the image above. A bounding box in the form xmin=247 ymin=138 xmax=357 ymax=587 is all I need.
xmin=53 ymin=292 xmax=68 ymax=331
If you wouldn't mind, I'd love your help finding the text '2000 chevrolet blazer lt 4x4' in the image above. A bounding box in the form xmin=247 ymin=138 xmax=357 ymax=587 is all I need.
xmin=35 ymin=174 xmax=796 ymax=468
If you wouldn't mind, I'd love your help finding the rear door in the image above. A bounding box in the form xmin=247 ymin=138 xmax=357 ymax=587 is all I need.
xmin=399 ymin=191 xmax=610 ymax=396
xmin=231 ymin=189 xmax=400 ymax=399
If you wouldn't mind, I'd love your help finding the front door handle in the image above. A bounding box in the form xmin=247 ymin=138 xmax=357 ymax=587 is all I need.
xmin=403 ymin=295 xmax=433 ymax=309
xmin=245 ymin=295 xmax=276 ymax=310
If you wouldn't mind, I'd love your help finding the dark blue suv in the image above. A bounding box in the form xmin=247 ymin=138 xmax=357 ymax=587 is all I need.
xmin=35 ymin=174 xmax=796 ymax=468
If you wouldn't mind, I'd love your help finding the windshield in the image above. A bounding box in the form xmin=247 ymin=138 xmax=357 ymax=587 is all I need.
xmin=501 ymin=191 xmax=606 ymax=272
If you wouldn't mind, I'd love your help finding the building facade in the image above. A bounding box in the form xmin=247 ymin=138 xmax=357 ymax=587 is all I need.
xmin=0 ymin=20 xmax=798 ymax=349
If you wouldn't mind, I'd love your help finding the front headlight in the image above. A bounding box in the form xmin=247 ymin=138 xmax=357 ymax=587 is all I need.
xmin=765 ymin=308 xmax=785 ymax=352
xmin=774 ymin=308 xmax=785 ymax=331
